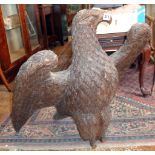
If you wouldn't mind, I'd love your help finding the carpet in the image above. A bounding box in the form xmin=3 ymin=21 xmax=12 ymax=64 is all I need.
xmin=1 ymin=95 xmax=155 ymax=150
xmin=1 ymin=65 xmax=155 ymax=150
xmin=118 ymin=64 xmax=155 ymax=107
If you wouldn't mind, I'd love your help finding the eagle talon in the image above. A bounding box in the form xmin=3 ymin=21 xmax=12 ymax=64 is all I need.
xmin=99 ymin=137 xmax=103 ymax=142
xmin=90 ymin=140 xmax=97 ymax=149
xmin=53 ymin=112 xmax=68 ymax=120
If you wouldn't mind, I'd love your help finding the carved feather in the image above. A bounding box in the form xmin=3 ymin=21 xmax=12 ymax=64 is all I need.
xmin=11 ymin=9 xmax=151 ymax=148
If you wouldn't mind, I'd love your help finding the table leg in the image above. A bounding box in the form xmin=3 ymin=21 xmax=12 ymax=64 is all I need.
xmin=138 ymin=44 xmax=151 ymax=97
xmin=151 ymin=48 xmax=155 ymax=95
xmin=0 ymin=67 xmax=11 ymax=92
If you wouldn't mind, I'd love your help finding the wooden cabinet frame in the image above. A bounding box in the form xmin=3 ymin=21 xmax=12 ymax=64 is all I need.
xmin=0 ymin=4 xmax=43 ymax=81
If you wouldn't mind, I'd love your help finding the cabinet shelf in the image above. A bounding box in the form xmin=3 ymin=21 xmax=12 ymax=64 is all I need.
xmin=4 ymin=14 xmax=21 ymax=31
xmin=5 ymin=24 xmax=21 ymax=31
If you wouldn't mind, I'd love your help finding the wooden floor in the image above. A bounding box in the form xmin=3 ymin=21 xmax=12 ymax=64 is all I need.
xmin=0 ymin=85 xmax=12 ymax=122
xmin=0 ymin=40 xmax=155 ymax=150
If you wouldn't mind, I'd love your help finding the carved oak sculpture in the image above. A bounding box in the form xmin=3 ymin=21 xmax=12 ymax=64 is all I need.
xmin=11 ymin=9 xmax=151 ymax=148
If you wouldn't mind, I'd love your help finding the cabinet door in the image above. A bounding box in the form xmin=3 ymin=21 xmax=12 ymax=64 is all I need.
xmin=25 ymin=4 xmax=43 ymax=52
xmin=1 ymin=4 xmax=26 ymax=63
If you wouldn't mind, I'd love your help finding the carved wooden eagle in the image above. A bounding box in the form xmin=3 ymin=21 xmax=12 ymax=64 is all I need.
xmin=11 ymin=9 xmax=151 ymax=148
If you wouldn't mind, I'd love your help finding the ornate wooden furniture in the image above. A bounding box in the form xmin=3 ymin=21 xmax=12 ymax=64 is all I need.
xmin=39 ymin=4 xmax=68 ymax=48
xmin=39 ymin=5 xmax=57 ymax=48
xmin=0 ymin=4 xmax=43 ymax=82
xmin=53 ymin=4 xmax=68 ymax=45
xmin=97 ymin=32 xmax=127 ymax=55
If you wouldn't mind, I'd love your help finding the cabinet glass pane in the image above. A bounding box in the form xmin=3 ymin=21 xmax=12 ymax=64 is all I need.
xmin=25 ymin=5 xmax=39 ymax=50
xmin=1 ymin=4 xmax=26 ymax=63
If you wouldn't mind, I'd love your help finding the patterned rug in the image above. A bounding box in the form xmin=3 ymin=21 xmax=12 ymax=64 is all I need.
xmin=1 ymin=95 xmax=155 ymax=150
xmin=118 ymin=64 xmax=155 ymax=107
xmin=1 ymin=65 xmax=155 ymax=150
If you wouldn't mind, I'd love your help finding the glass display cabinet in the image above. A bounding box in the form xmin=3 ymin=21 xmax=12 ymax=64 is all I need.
xmin=0 ymin=4 xmax=43 ymax=81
